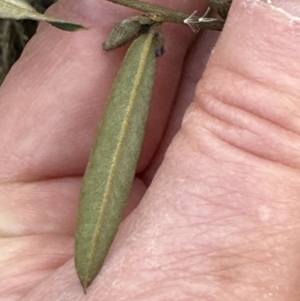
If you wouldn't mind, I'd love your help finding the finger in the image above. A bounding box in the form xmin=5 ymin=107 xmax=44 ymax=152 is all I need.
xmin=0 ymin=0 xmax=208 ymax=183
xmin=142 ymin=27 xmax=221 ymax=183
xmin=22 ymin=0 xmax=300 ymax=299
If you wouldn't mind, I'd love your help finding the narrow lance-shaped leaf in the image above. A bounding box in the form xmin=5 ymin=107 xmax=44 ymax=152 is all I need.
xmin=75 ymin=29 xmax=158 ymax=292
xmin=0 ymin=0 xmax=85 ymax=31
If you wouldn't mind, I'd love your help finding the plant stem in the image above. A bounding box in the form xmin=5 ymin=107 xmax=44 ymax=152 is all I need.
xmin=107 ymin=0 xmax=225 ymax=31
xmin=107 ymin=0 xmax=191 ymax=23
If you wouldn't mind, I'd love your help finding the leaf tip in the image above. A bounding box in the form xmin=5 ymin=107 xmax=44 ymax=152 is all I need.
xmin=80 ymin=279 xmax=89 ymax=294
xmin=50 ymin=22 xmax=87 ymax=32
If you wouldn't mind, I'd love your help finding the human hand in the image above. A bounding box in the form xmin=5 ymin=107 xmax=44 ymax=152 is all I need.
xmin=1 ymin=0 xmax=300 ymax=300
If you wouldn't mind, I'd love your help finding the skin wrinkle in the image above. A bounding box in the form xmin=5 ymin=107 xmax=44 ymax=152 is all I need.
xmin=198 ymin=67 xmax=300 ymax=135
xmin=195 ymin=93 xmax=267 ymax=137
xmin=196 ymin=93 xmax=296 ymax=149
xmin=0 ymin=174 xmax=81 ymax=185
xmin=0 ymin=176 xmax=145 ymax=238
xmin=197 ymin=70 xmax=300 ymax=146
xmin=184 ymin=99 xmax=300 ymax=169
xmin=0 ymin=178 xmax=80 ymax=237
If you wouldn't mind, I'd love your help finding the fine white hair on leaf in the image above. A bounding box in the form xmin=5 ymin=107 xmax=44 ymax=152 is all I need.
xmin=183 ymin=10 xmax=200 ymax=33
xmin=184 ymin=7 xmax=217 ymax=33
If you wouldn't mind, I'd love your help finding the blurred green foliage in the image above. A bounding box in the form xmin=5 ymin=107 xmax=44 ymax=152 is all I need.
xmin=0 ymin=0 xmax=56 ymax=84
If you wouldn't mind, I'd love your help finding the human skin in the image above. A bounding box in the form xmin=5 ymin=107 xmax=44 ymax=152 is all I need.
xmin=1 ymin=0 xmax=300 ymax=300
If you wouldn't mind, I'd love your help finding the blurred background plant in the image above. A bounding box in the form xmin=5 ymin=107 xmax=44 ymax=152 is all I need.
xmin=0 ymin=0 xmax=56 ymax=84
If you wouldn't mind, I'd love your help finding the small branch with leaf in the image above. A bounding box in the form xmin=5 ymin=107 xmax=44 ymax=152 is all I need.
xmin=0 ymin=0 xmax=85 ymax=83
xmin=0 ymin=0 xmax=85 ymax=30
xmin=75 ymin=0 xmax=232 ymax=294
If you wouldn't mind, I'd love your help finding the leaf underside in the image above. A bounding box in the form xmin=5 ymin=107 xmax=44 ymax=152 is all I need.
xmin=75 ymin=31 xmax=157 ymax=292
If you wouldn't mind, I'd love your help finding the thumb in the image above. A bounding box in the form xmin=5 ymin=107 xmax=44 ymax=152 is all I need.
xmin=28 ymin=0 xmax=300 ymax=300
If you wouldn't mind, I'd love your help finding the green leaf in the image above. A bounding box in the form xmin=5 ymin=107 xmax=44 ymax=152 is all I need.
xmin=103 ymin=15 xmax=155 ymax=51
xmin=49 ymin=21 xmax=84 ymax=32
xmin=0 ymin=0 xmax=85 ymax=31
xmin=103 ymin=17 xmax=143 ymax=51
xmin=75 ymin=30 xmax=158 ymax=292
